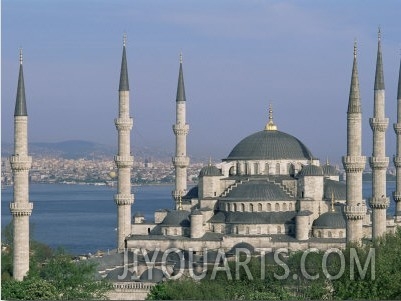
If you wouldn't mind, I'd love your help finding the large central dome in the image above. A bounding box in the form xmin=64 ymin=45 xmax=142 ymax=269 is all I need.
xmin=225 ymin=130 xmax=313 ymax=160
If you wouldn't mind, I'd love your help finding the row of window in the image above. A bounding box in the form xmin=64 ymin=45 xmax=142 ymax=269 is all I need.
xmin=224 ymin=202 xmax=294 ymax=212
xmin=230 ymin=162 xmax=299 ymax=176
xmin=211 ymin=224 xmax=294 ymax=235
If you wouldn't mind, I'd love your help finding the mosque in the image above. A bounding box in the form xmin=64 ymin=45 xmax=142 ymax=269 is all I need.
xmin=9 ymin=30 xmax=401 ymax=289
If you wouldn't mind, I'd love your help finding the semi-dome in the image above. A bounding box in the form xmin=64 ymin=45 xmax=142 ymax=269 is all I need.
xmin=225 ymin=130 xmax=313 ymax=161
xmin=322 ymin=164 xmax=340 ymax=176
xmin=312 ymin=209 xmax=346 ymax=229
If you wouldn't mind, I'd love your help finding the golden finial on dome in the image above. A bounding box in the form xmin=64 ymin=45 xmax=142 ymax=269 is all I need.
xmin=177 ymin=191 xmax=182 ymax=210
xmin=265 ymin=103 xmax=277 ymax=131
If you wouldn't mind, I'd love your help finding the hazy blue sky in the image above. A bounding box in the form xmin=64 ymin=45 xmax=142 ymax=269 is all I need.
xmin=2 ymin=0 xmax=400 ymax=164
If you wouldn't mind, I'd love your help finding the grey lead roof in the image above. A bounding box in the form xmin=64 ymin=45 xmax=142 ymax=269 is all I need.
xmin=225 ymin=130 xmax=313 ymax=161
xmin=298 ymin=164 xmax=324 ymax=177
xmin=324 ymin=179 xmax=346 ymax=200
xmin=348 ymin=42 xmax=361 ymax=114
xmin=176 ymin=56 xmax=186 ymax=102
xmin=374 ymin=32 xmax=385 ymax=90
xmin=222 ymin=179 xmax=295 ymax=201
xmin=199 ymin=165 xmax=222 ymax=177
xmin=119 ymin=44 xmax=129 ymax=91
xmin=312 ymin=208 xmax=346 ymax=229
xmin=14 ymin=60 xmax=27 ymax=116
xmin=161 ymin=210 xmax=190 ymax=227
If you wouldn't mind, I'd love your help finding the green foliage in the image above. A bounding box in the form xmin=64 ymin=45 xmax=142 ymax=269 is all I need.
xmin=147 ymin=228 xmax=401 ymax=300
xmin=1 ymin=222 xmax=111 ymax=300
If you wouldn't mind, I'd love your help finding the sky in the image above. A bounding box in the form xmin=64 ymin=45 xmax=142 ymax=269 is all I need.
xmin=2 ymin=0 xmax=401 ymax=164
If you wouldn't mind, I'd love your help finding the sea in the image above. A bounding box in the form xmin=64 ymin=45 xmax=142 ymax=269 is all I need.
xmin=1 ymin=182 xmax=397 ymax=255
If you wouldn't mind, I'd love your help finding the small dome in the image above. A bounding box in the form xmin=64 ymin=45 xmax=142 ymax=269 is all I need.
xmin=225 ymin=130 xmax=313 ymax=161
xmin=298 ymin=164 xmax=324 ymax=177
xmin=161 ymin=210 xmax=190 ymax=227
xmin=199 ymin=165 xmax=222 ymax=177
xmin=322 ymin=164 xmax=339 ymax=176
xmin=312 ymin=210 xmax=346 ymax=229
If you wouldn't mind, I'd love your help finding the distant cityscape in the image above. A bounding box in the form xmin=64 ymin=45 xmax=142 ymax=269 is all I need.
xmin=1 ymin=155 xmax=205 ymax=186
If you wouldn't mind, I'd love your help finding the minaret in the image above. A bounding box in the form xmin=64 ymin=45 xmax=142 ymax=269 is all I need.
xmin=394 ymin=53 xmax=401 ymax=222
xmin=172 ymin=52 xmax=190 ymax=209
xmin=10 ymin=49 xmax=33 ymax=280
xmin=114 ymin=34 xmax=134 ymax=250
xmin=342 ymin=41 xmax=366 ymax=243
xmin=369 ymin=29 xmax=390 ymax=239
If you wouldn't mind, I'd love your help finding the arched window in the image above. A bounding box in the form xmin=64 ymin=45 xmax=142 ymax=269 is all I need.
xmin=328 ymin=231 xmax=332 ymax=238
xmin=221 ymin=226 xmax=225 ymax=234
xmin=289 ymin=203 xmax=293 ymax=211
xmin=258 ymin=203 xmax=262 ymax=212
xmin=250 ymin=204 xmax=254 ymax=212
xmin=275 ymin=203 xmax=280 ymax=211
xmin=254 ymin=163 xmax=259 ymax=175
xmin=244 ymin=163 xmax=249 ymax=175
xmin=288 ymin=163 xmax=295 ymax=175
xmin=227 ymin=203 xmax=231 ymax=211
xmin=276 ymin=163 xmax=280 ymax=175
xmin=229 ymin=166 xmax=235 ymax=176
xmin=257 ymin=226 xmax=261 ymax=234
xmin=174 ymin=229 xmax=178 ymax=235
xmin=212 ymin=225 xmax=215 ymax=232
xmin=282 ymin=203 xmax=287 ymax=211
xmin=267 ymin=203 xmax=271 ymax=212
xmin=233 ymin=203 xmax=237 ymax=212
xmin=317 ymin=231 xmax=322 ymax=238
xmin=164 ymin=229 xmax=168 ymax=235
xmin=246 ymin=227 xmax=250 ymax=235
xmin=277 ymin=226 xmax=281 ymax=234
xmin=241 ymin=203 xmax=245 ymax=212
xmin=265 ymin=163 xmax=269 ymax=175
xmin=235 ymin=226 xmax=239 ymax=234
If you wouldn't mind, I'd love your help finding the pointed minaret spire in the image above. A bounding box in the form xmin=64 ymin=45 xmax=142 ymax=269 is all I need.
xmin=10 ymin=48 xmax=33 ymax=280
xmin=374 ymin=28 xmax=385 ymax=90
xmin=114 ymin=35 xmax=134 ymax=250
xmin=172 ymin=52 xmax=190 ymax=209
xmin=398 ymin=50 xmax=401 ymax=101
xmin=348 ymin=40 xmax=361 ymax=114
xmin=343 ymin=40 xmax=366 ymax=244
xmin=119 ymin=34 xmax=129 ymax=91
xmin=370 ymin=27 xmax=389 ymax=239
xmin=176 ymin=52 xmax=186 ymax=102
xmin=393 ymin=52 xmax=401 ymax=222
xmin=14 ymin=48 xmax=27 ymax=116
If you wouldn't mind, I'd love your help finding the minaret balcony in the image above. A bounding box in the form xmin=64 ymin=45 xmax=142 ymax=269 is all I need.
xmin=394 ymin=123 xmax=401 ymax=135
xmin=173 ymin=124 xmax=189 ymax=135
xmin=172 ymin=156 xmax=190 ymax=167
xmin=392 ymin=192 xmax=401 ymax=203
xmin=114 ymin=155 xmax=134 ymax=168
xmin=10 ymin=202 xmax=33 ymax=216
xmin=369 ymin=196 xmax=390 ymax=209
xmin=342 ymin=155 xmax=366 ymax=173
xmin=10 ymin=155 xmax=32 ymax=171
xmin=369 ymin=157 xmax=389 ymax=169
xmin=115 ymin=117 xmax=133 ymax=131
xmin=369 ymin=117 xmax=389 ymax=132
xmin=344 ymin=204 xmax=366 ymax=220
xmin=393 ymin=156 xmax=401 ymax=167
xmin=114 ymin=194 xmax=134 ymax=205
